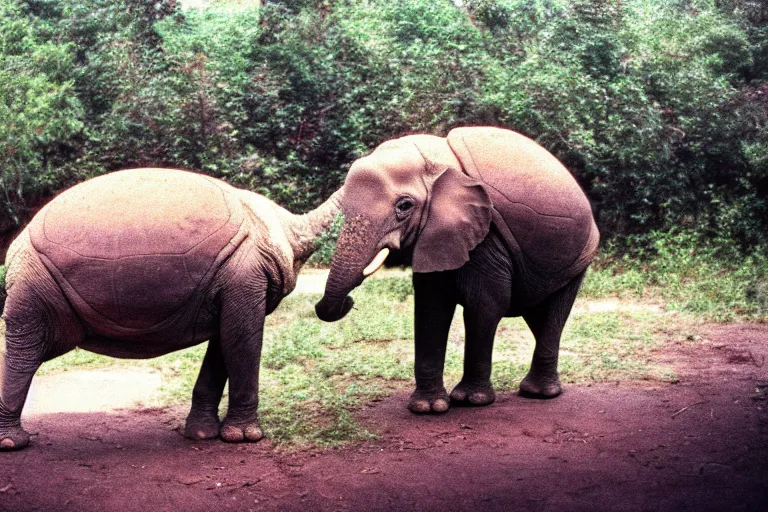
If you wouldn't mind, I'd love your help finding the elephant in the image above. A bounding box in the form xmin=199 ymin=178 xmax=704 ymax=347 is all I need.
xmin=315 ymin=127 xmax=599 ymax=414
xmin=0 ymin=168 xmax=341 ymax=450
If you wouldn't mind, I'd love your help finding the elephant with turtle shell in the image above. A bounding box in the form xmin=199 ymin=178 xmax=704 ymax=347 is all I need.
xmin=315 ymin=126 xmax=599 ymax=414
xmin=0 ymin=168 xmax=342 ymax=450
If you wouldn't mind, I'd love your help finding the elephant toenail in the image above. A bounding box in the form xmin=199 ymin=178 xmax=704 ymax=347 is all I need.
xmin=432 ymin=399 xmax=449 ymax=413
xmin=408 ymin=399 xmax=431 ymax=414
xmin=1 ymin=438 xmax=15 ymax=449
xmin=469 ymin=393 xmax=486 ymax=404
xmin=244 ymin=425 xmax=263 ymax=441
xmin=451 ymin=389 xmax=467 ymax=401
xmin=220 ymin=425 xmax=245 ymax=443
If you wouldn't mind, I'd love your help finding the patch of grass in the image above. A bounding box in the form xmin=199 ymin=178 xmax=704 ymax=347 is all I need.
xmin=460 ymin=306 xmax=680 ymax=393
xmin=581 ymin=264 xmax=648 ymax=299
xmin=0 ymin=264 xmax=6 ymax=289
xmin=255 ymin=278 xmax=416 ymax=445
xmin=557 ymin=310 xmax=679 ymax=384
xmin=582 ymin=232 xmax=768 ymax=322
xmin=262 ymin=319 xmax=327 ymax=370
xmin=36 ymin=348 xmax=117 ymax=375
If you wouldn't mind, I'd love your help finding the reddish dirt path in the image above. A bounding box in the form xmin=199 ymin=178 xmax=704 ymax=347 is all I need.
xmin=1 ymin=324 xmax=767 ymax=512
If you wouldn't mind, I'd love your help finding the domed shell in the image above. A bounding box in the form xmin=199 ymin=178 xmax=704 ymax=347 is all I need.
xmin=29 ymin=169 xmax=245 ymax=333
xmin=448 ymin=127 xmax=596 ymax=274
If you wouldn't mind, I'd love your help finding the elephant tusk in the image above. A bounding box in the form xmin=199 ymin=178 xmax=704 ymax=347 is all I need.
xmin=363 ymin=248 xmax=390 ymax=277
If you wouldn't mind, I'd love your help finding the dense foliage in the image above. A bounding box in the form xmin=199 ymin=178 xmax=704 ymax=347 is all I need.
xmin=1 ymin=0 xmax=767 ymax=255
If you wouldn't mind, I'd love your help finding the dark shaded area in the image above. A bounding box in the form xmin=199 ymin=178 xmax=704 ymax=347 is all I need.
xmin=1 ymin=324 xmax=766 ymax=511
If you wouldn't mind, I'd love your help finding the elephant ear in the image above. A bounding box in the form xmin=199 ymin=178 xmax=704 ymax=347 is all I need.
xmin=412 ymin=167 xmax=493 ymax=273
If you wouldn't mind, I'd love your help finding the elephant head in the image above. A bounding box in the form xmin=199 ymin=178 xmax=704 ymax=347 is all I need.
xmin=315 ymin=135 xmax=493 ymax=322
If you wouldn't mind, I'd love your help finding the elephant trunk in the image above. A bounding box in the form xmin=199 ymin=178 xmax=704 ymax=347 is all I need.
xmin=315 ymin=215 xmax=379 ymax=322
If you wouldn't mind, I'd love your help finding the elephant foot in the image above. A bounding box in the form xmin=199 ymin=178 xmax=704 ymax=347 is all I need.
xmin=449 ymin=381 xmax=496 ymax=407
xmin=220 ymin=421 xmax=264 ymax=443
xmin=183 ymin=413 xmax=220 ymax=440
xmin=407 ymin=388 xmax=450 ymax=414
xmin=519 ymin=373 xmax=562 ymax=399
xmin=0 ymin=426 xmax=31 ymax=451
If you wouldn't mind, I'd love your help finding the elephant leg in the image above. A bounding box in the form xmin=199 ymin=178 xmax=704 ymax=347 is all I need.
xmin=520 ymin=271 xmax=586 ymax=398
xmin=218 ymin=288 xmax=266 ymax=443
xmin=0 ymin=351 xmax=37 ymax=451
xmin=449 ymin=258 xmax=510 ymax=407
xmin=1 ymin=285 xmax=80 ymax=450
xmin=449 ymin=306 xmax=502 ymax=407
xmin=408 ymin=272 xmax=457 ymax=414
xmin=184 ymin=336 xmax=227 ymax=440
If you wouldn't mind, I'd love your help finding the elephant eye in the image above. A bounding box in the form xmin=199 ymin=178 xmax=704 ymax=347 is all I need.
xmin=395 ymin=197 xmax=415 ymax=219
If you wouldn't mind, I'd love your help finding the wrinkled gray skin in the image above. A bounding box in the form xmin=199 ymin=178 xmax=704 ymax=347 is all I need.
xmin=0 ymin=169 xmax=341 ymax=450
xmin=316 ymin=128 xmax=599 ymax=414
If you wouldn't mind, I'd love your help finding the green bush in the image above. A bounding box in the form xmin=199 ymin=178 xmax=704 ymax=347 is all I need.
xmin=0 ymin=0 xmax=85 ymax=225
xmin=1 ymin=0 xmax=767 ymax=258
xmin=583 ymin=229 xmax=768 ymax=321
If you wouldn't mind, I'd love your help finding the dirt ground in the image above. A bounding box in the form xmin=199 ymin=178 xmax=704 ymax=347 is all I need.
xmin=1 ymin=323 xmax=766 ymax=512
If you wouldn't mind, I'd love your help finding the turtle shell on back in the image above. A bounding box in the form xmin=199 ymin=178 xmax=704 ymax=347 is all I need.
xmin=447 ymin=127 xmax=596 ymax=274
xmin=29 ymin=169 xmax=245 ymax=334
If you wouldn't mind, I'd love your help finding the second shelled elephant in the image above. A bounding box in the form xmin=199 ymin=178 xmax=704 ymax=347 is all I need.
xmin=316 ymin=127 xmax=599 ymax=413
xmin=0 ymin=169 xmax=341 ymax=450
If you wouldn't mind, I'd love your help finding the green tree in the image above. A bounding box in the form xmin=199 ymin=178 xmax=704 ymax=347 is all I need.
xmin=0 ymin=0 xmax=84 ymax=228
